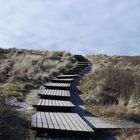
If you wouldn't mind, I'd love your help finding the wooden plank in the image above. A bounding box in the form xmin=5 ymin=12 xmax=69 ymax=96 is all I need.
xmin=57 ymin=74 xmax=78 ymax=79
xmin=44 ymin=83 xmax=71 ymax=90
xmin=31 ymin=114 xmax=37 ymax=128
xmin=61 ymin=113 xmax=77 ymax=131
xmin=57 ymin=113 xmax=72 ymax=130
xmin=68 ymin=113 xmax=87 ymax=132
xmin=56 ymin=90 xmax=59 ymax=96
xmin=49 ymin=112 xmax=60 ymax=129
xmin=52 ymin=100 xmax=56 ymax=106
xmin=40 ymin=112 xmax=48 ymax=128
xmin=42 ymin=90 xmax=69 ymax=96
xmin=45 ymin=112 xmax=54 ymax=129
xmin=39 ymin=89 xmax=71 ymax=98
xmin=34 ymin=99 xmax=74 ymax=107
xmin=73 ymin=114 xmax=93 ymax=132
xmin=48 ymin=99 xmax=51 ymax=106
xmin=31 ymin=112 xmax=94 ymax=133
xmin=55 ymin=100 xmax=59 ymax=106
xmin=36 ymin=112 xmax=42 ymax=128
xmin=45 ymin=99 xmax=49 ymax=106
xmin=59 ymin=101 xmax=64 ymax=106
xmin=65 ymin=113 xmax=82 ymax=131
xmin=37 ymin=99 xmax=42 ymax=106
xmin=40 ymin=90 xmax=46 ymax=95
xmin=53 ymin=113 xmax=66 ymax=130
xmin=41 ymin=99 xmax=46 ymax=106
xmin=49 ymin=89 xmax=53 ymax=95
xmin=51 ymin=78 xmax=74 ymax=83
xmin=45 ymin=89 xmax=51 ymax=95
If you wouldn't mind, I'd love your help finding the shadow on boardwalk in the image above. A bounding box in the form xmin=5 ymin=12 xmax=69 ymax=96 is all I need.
xmin=28 ymin=129 xmax=117 ymax=140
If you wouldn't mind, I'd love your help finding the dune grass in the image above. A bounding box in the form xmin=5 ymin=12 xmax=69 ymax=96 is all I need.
xmin=79 ymin=55 xmax=140 ymax=122
xmin=116 ymin=129 xmax=140 ymax=140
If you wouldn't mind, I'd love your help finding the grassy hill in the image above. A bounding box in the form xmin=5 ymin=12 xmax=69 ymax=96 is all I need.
xmin=79 ymin=55 xmax=140 ymax=122
xmin=0 ymin=48 xmax=74 ymax=100
xmin=0 ymin=48 xmax=74 ymax=140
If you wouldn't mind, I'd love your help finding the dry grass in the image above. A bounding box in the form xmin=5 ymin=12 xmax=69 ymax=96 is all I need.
xmin=86 ymin=104 xmax=135 ymax=121
xmin=117 ymin=129 xmax=140 ymax=140
xmin=0 ymin=48 xmax=74 ymax=139
xmin=0 ymin=48 xmax=74 ymax=84
xmin=104 ymin=129 xmax=140 ymax=140
xmin=80 ymin=55 xmax=140 ymax=122
xmin=0 ymin=83 xmax=30 ymax=101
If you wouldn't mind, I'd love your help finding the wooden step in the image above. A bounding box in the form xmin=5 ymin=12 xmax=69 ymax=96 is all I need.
xmin=57 ymin=74 xmax=78 ymax=79
xmin=51 ymin=78 xmax=74 ymax=83
xmin=44 ymin=83 xmax=71 ymax=90
xmin=31 ymin=112 xmax=94 ymax=134
xmin=33 ymin=99 xmax=75 ymax=112
xmin=38 ymin=89 xmax=70 ymax=100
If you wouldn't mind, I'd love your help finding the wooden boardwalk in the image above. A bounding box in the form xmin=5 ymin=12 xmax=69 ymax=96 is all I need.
xmin=33 ymin=99 xmax=75 ymax=111
xmin=31 ymin=55 xmax=94 ymax=137
xmin=38 ymin=89 xmax=70 ymax=100
xmin=31 ymin=112 xmax=94 ymax=133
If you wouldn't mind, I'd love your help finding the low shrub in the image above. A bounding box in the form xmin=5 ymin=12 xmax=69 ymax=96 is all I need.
xmin=79 ymin=66 xmax=140 ymax=121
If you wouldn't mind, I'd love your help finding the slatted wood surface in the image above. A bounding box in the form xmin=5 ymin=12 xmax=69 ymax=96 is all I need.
xmin=44 ymin=83 xmax=71 ymax=90
xmin=31 ymin=112 xmax=94 ymax=133
xmin=34 ymin=99 xmax=75 ymax=108
xmin=57 ymin=74 xmax=78 ymax=79
xmin=38 ymin=89 xmax=71 ymax=100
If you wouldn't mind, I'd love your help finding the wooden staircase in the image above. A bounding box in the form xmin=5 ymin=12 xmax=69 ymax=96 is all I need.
xmin=31 ymin=55 xmax=94 ymax=137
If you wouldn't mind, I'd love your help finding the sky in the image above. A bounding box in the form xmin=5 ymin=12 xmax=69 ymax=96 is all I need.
xmin=0 ymin=0 xmax=140 ymax=55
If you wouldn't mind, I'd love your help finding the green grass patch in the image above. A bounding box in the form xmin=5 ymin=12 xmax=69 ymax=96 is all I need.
xmin=0 ymin=83 xmax=27 ymax=99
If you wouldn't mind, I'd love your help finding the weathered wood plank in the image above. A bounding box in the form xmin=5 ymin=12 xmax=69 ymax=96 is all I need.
xmin=36 ymin=112 xmax=42 ymax=128
xmin=74 ymin=114 xmax=93 ymax=132
xmin=57 ymin=74 xmax=78 ymax=79
xmin=40 ymin=112 xmax=48 ymax=128
xmin=49 ymin=112 xmax=60 ymax=129
xmin=61 ymin=113 xmax=77 ymax=131
xmin=44 ymin=83 xmax=71 ymax=90
xmin=45 ymin=112 xmax=54 ymax=129
xmin=64 ymin=113 xmax=82 ymax=131
xmin=57 ymin=113 xmax=71 ymax=130
xmin=68 ymin=113 xmax=87 ymax=132
xmin=38 ymin=89 xmax=71 ymax=100
xmin=53 ymin=113 xmax=66 ymax=130
xmin=31 ymin=114 xmax=37 ymax=128
xmin=31 ymin=112 xmax=94 ymax=133
xmin=33 ymin=99 xmax=75 ymax=109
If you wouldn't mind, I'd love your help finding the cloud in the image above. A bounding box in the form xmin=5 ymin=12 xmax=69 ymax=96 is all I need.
xmin=0 ymin=0 xmax=140 ymax=55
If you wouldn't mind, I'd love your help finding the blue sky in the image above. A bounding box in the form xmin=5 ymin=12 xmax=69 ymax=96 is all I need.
xmin=0 ymin=0 xmax=140 ymax=55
